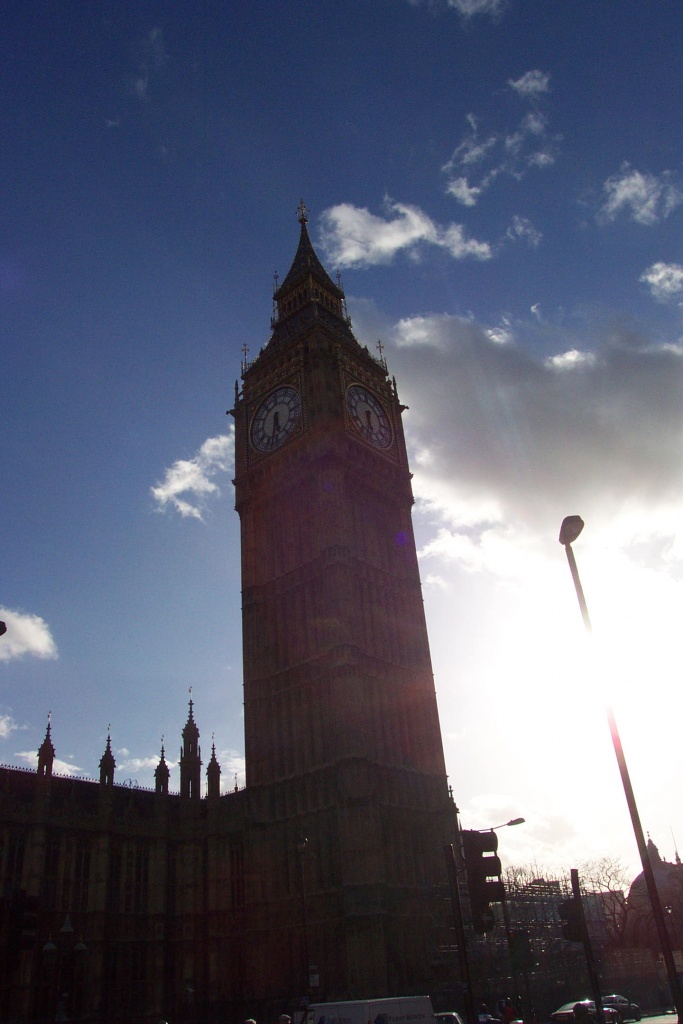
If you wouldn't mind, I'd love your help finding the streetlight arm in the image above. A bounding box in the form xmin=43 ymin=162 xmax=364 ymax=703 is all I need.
xmin=484 ymin=818 xmax=525 ymax=831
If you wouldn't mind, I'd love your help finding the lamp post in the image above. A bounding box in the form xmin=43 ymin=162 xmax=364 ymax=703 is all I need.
xmin=559 ymin=516 xmax=683 ymax=1022
xmin=42 ymin=915 xmax=87 ymax=1022
xmin=297 ymin=836 xmax=310 ymax=1005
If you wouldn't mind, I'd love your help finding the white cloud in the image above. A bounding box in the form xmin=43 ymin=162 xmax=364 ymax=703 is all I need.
xmin=640 ymin=262 xmax=683 ymax=302
xmin=130 ymin=27 xmax=167 ymax=103
xmin=598 ymin=164 xmax=683 ymax=225
xmin=151 ymin=430 xmax=235 ymax=519
xmin=508 ymin=70 xmax=550 ymax=98
xmin=442 ymin=88 xmax=559 ymax=204
xmin=544 ymin=349 xmax=597 ymax=371
xmin=448 ymin=132 xmax=498 ymax=167
xmin=486 ymin=318 xmax=514 ymax=345
xmin=505 ymin=112 xmax=547 ymax=155
xmin=0 ymin=607 xmax=57 ymax=663
xmin=219 ymin=748 xmax=246 ymax=791
xmin=444 ymin=0 xmax=506 ymax=16
xmin=347 ymin=300 xmax=683 ymax=562
xmin=506 ymin=215 xmax=542 ymax=247
xmin=319 ymin=200 xmax=491 ymax=268
xmin=118 ymin=755 xmax=164 ymax=776
xmin=0 ymin=714 xmax=19 ymax=739
xmin=445 ymin=177 xmax=483 ymax=206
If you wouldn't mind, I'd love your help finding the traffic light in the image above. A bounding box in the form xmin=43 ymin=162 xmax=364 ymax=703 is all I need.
xmin=558 ymin=896 xmax=584 ymax=942
xmin=461 ymin=830 xmax=506 ymax=934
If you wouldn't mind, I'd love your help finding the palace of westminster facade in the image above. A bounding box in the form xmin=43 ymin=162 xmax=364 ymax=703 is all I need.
xmin=0 ymin=208 xmax=458 ymax=1023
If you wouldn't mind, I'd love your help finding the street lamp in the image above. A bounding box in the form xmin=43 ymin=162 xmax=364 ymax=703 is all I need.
xmin=559 ymin=515 xmax=683 ymax=1023
xmin=482 ymin=818 xmax=525 ymax=832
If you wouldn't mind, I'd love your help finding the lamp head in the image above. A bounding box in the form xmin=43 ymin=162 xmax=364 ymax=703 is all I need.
xmin=559 ymin=516 xmax=584 ymax=546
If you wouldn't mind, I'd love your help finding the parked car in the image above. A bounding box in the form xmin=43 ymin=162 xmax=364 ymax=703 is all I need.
xmin=601 ymin=996 xmax=641 ymax=1022
xmin=550 ymin=1002 xmax=620 ymax=1024
xmin=435 ymin=1013 xmax=465 ymax=1024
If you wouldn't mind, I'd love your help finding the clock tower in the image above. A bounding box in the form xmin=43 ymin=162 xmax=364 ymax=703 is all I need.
xmin=231 ymin=204 xmax=454 ymax=1002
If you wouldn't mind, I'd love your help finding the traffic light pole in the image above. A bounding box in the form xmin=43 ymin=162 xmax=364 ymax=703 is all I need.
xmin=570 ymin=869 xmax=604 ymax=1024
xmin=444 ymin=844 xmax=478 ymax=1024
xmin=500 ymin=891 xmax=521 ymax=1006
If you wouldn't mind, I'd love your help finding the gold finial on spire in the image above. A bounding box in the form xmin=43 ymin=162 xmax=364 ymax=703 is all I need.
xmin=297 ymin=199 xmax=308 ymax=224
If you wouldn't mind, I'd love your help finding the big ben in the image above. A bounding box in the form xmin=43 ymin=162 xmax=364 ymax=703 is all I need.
xmin=231 ymin=203 xmax=455 ymax=1003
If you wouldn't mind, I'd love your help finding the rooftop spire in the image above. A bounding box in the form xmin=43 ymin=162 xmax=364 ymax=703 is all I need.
xmin=99 ymin=726 xmax=116 ymax=786
xmin=37 ymin=712 xmax=55 ymax=779
xmin=256 ymin=202 xmax=357 ymax=357
xmin=207 ymin=734 xmax=221 ymax=800
xmin=155 ymin=735 xmax=170 ymax=796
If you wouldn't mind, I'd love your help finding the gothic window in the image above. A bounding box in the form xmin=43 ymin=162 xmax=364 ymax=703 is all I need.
xmin=107 ymin=844 xmax=122 ymax=912
xmin=230 ymin=843 xmax=245 ymax=907
xmin=73 ymin=840 xmax=90 ymax=913
xmin=7 ymin=831 xmax=25 ymax=890
xmin=132 ymin=846 xmax=149 ymax=913
xmin=123 ymin=845 xmax=135 ymax=913
xmin=42 ymin=836 xmax=60 ymax=911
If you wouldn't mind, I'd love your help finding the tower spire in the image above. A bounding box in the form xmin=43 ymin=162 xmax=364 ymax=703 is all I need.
xmin=180 ymin=691 xmax=201 ymax=800
xmin=265 ymin=202 xmax=350 ymax=345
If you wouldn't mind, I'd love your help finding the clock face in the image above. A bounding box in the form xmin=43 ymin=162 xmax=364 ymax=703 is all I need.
xmin=250 ymin=386 xmax=302 ymax=452
xmin=346 ymin=384 xmax=392 ymax=449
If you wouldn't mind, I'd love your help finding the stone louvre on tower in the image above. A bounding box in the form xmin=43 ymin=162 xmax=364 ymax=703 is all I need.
xmin=0 ymin=206 xmax=457 ymax=1024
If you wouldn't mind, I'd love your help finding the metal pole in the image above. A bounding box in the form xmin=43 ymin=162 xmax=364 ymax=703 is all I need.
xmin=571 ymin=868 xmax=604 ymax=1024
xmin=606 ymin=706 xmax=683 ymax=1016
xmin=297 ymin=839 xmax=310 ymax=1002
xmin=561 ymin=528 xmax=683 ymax=1022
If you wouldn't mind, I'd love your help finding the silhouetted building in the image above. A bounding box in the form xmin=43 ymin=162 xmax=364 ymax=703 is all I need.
xmin=0 ymin=207 xmax=456 ymax=1024
xmin=626 ymin=837 xmax=683 ymax=954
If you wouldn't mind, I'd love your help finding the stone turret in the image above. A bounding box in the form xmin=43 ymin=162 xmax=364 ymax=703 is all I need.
xmin=99 ymin=729 xmax=115 ymax=786
xmin=155 ymin=738 xmax=170 ymax=797
xmin=207 ymin=738 xmax=221 ymax=801
xmin=37 ymin=715 xmax=55 ymax=780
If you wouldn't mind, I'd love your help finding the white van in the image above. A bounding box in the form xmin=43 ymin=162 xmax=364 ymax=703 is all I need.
xmin=304 ymin=996 xmax=435 ymax=1024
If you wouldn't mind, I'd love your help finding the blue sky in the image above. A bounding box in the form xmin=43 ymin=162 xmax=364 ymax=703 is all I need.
xmin=3 ymin=0 xmax=683 ymax=879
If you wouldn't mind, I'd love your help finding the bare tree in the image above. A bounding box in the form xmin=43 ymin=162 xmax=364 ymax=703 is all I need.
xmin=578 ymin=857 xmax=630 ymax=946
